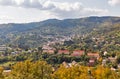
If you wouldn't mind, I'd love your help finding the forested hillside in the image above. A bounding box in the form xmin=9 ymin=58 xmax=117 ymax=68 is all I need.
xmin=0 ymin=16 xmax=120 ymax=48
xmin=0 ymin=16 xmax=120 ymax=79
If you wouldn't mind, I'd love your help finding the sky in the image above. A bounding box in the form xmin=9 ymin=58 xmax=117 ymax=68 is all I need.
xmin=0 ymin=0 xmax=120 ymax=24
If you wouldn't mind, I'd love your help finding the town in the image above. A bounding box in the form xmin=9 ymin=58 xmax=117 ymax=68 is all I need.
xmin=0 ymin=34 xmax=120 ymax=73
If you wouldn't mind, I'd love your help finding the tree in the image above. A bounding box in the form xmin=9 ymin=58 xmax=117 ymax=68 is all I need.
xmin=53 ymin=65 xmax=92 ymax=79
xmin=93 ymin=66 xmax=119 ymax=79
xmin=116 ymin=55 xmax=120 ymax=64
xmin=9 ymin=60 xmax=52 ymax=79
xmin=0 ymin=67 xmax=4 ymax=79
xmin=32 ymin=61 xmax=52 ymax=79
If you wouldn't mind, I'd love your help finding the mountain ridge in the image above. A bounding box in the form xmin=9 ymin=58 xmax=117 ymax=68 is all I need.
xmin=0 ymin=16 xmax=119 ymax=48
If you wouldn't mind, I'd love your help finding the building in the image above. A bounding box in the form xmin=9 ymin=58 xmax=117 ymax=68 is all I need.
xmin=88 ymin=59 xmax=96 ymax=66
xmin=0 ymin=45 xmax=7 ymax=53
xmin=102 ymin=59 xmax=107 ymax=66
xmin=108 ymin=57 xmax=117 ymax=63
xmin=87 ymin=53 xmax=100 ymax=59
xmin=42 ymin=45 xmax=54 ymax=50
xmin=62 ymin=61 xmax=78 ymax=68
xmin=71 ymin=50 xmax=85 ymax=57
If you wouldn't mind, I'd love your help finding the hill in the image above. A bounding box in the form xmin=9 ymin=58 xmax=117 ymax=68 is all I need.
xmin=0 ymin=16 xmax=120 ymax=49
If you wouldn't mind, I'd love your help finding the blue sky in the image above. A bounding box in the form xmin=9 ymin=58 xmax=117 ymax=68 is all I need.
xmin=0 ymin=0 xmax=120 ymax=24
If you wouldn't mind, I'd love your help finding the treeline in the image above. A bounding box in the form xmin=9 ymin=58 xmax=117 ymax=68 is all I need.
xmin=1 ymin=50 xmax=120 ymax=69
xmin=0 ymin=51 xmax=91 ymax=69
xmin=0 ymin=60 xmax=120 ymax=79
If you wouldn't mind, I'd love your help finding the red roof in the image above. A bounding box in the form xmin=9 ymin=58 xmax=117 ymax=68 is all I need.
xmin=71 ymin=50 xmax=84 ymax=57
xmin=87 ymin=53 xmax=99 ymax=58
xmin=89 ymin=59 xmax=95 ymax=63
xmin=88 ymin=59 xmax=95 ymax=67
xmin=58 ymin=50 xmax=69 ymax=54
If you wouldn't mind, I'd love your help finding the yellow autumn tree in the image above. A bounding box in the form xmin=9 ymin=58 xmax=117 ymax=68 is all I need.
xmin=78 ymin=66 xmax=93 ymax=79
xmin=53 ymin=65 xmax=92 ymax=79
xmin=53 ymin=65 xmax=80 ymax=79
xmin=9 ymin=60 xmax=34 ymax=79
xmin=31 ymin=61 xmax=53 ymax=79
xmin=92 ymin=66 xmax=120 ymax=79
xmin=0 ymin=67 xmax=4 ymax=79
xmin=8 ymin=60 xmax=52 ymax=79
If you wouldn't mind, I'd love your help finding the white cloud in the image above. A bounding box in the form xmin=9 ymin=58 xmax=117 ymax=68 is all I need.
xmin=0 ymin=0 xmax=108 ymax=20
xmin=84 ymin=8 xmax=108 ymax=15
xmin=108 ymin=0 xmax=120 ymax=6
xmin=0 ymin=0 xmax=16 ymax=6
xmin=0 ymin=6 xmax=55 ymax=24
xmin=49 ymin=2 xmax=108 ymax=18
xmin=20 ymin=0 xmax=43 ymax=9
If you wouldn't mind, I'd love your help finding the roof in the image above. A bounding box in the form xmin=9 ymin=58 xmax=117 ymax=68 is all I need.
xmin=87 ymin=53 xmax=99 ymax=58
xmin=108 ymin=57 xmax=116 ymax=62
xmin=89 ymin=59 xmax=95 ymax=63
xmin=71 ymin=50 xmax=84 ymax=56
xmin=58 ymin=50 xmax=69 ymax=54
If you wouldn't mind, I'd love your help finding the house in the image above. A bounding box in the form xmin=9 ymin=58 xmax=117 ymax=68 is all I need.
xmin=102 ymin=59 xmax=107 ymax=66
xmin=87 ymin=53 xmax=100 ymax=59
xmin=62 ymin=62 xmax=69 ymax=68
xmin=0 ymin=45 xmax=7 ymax=53
xmin=3 ymin=70 xmax=11 ymax=73
xmin=68 ymin=61 xmax=78 ymax=67
xmin=42 ymin=45 xmax=54 ymax=50
xmin=108 ymin=57 xmax=117 ymax=63
xmin=118 ymin=64 xmax=120 ymax=69
xmin=71 ymin=50 xmax=85 ymax=57
xmin=43 ymin=49 xmax=55 ymax=54
xmin=88 ymin=58 xmax=96 ymax=66
xmin=111 ymin=67 xmax=116 ymax=71
xmin=104 ymin=51 xmax=108 ymax=56
xmin=58 ymin=50 xmax=70 ymax=54
xmin=11 ymin=52 xmax=16 ymax=55
xmin=11 ymin=51 xmax=20 ymax=55
xmin=62 ymin=61 xmax=78 ymax=68
xmin=27 ymin=50 xmax=32 ymax=53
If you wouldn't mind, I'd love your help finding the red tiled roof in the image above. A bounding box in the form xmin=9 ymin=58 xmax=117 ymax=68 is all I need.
xmin=87 ymin=53 xmax=99 ymax=58
xmin=89 ymin=59 xmax=95 ymax=63
xmin=88 ymin=59 xmax=95 ymax=67
xmin=71 ymin=50 xmax=84 ymax=56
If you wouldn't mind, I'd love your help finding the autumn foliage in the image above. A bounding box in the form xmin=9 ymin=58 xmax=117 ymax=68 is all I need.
xmin=0 ymin=60 xmax=120 ymax=79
